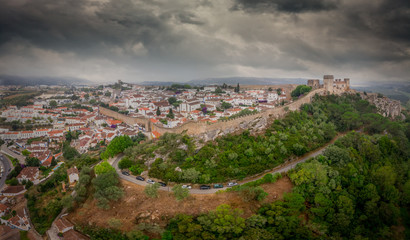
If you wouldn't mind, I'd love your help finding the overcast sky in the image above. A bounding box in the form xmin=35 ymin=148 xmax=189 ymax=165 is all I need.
xmin=0 ymin=0 xmax=409 ymax=85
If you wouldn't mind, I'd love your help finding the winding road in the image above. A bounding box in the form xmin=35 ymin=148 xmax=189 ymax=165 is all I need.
xmin=112 ymin=133 xmax=345 ymax=194
xmin=0 ymin=153 xmax=12 ymax=191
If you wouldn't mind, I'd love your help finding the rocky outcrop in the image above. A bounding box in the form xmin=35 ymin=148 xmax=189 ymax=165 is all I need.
xmin=359 ymin=92 xmax=403 ymax=119
xmin=196 ymin=116 xmax=269 ymax=141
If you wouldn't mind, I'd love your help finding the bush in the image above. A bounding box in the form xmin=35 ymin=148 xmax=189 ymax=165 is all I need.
xmin=101 ymin=136 xmax=133 ymax=159
xmin=239 ymin=186 xmax=268 ymax=202
xmin=129 ymin=165 xmax=143 ymax=175
xmin=94 ymin=161 xmax=115 ymax=175
xmin=172 ymin=184 xmax=189 ymax=201
xmin=108 ymin=218 xmax=122 ymax=229
xmin=6 ymin=178 xmax=19 ymax=186
xmin=118 ymin=157 xmax=133 ymax=169
xmin=144 ymin=183 xmax=160 ymax=198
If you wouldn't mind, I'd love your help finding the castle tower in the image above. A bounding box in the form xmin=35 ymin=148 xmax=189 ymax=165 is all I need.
xmin=344 ymin=78 xmax=350 ymax=90
xmin=307 ymin=79 xmax=320 ymax=89
xmin=323 ymin=75 xmax=334 ymax=93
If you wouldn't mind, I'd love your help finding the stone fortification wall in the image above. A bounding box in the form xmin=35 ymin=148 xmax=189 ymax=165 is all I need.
xmin=151 ymin=88 xmax=326 ymax=139
xmin=98 ymin=107 xmax=151 ymax=130
xmin=99 ymin=88 xmax=325 ymax=139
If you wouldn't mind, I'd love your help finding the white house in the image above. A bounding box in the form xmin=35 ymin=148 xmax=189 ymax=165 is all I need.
xmin=179 ymin=101 xmax=201 ymax=113
xmin=0 ymin=203 xmax=9 ymax=217
xmin=67 ymin=167 xmax=79 ymax=186
xmin=16 ymin=167 xmax=39 ymax=184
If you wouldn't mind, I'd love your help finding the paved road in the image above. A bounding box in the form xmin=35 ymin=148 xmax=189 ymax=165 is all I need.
xmin=1 ymin=144 xmax=25 ymax=164
xmin=112 ymin=133 xmax=343 ymax=194
xmin=0 ymin=153 xmax=12 ymax=191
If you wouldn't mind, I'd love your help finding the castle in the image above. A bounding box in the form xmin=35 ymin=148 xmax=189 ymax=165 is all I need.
xmin=308 ymin=75 xmax=350 ymax=94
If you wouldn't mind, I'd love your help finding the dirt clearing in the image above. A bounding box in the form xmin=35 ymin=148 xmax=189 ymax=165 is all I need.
xmin=68 ymin=177 xmax=293 ymax=232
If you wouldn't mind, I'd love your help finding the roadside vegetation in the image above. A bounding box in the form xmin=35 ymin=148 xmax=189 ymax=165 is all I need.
xmin=123 ymin=94 xmax=393 ymax=184
xmin=167 ymin=128 xmax=410 ymax=239
xmin=25 ymin=167 xmax=69 ymax=235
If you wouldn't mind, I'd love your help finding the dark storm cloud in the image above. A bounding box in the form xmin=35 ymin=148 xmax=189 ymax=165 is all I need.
xmin=343 ymin=0 xmax=410 ymax=44
xmin=231 ymin=0 xmax=339 ymax=13
xmin=0 ymin=0 xmax=183 ymax=56
xmin=0 ymin=0 xmax=408 ymax=84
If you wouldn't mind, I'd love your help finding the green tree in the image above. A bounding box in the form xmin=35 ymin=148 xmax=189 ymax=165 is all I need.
xmin=291 ymin=85 xmax=312 ymax=98
xmin=197 ymin=204 xmax=246 ymax=238
xmin=240 ymin=186 xmax=268 ymax=202
xmin=61 ymin=195 xmax=74 ymax=211
xmin=221 ymin=101 xmax=233 ymax=109
xmin=172 ymin=184 xmax=190 ymax=201
xmin=25 ymin=157 xmax=40 ymax=167
xmin=167 ymin=108 xmax=175 ymax=119
xmin=92 ymin=171 xmax=124 ymax=209
xmin=63 ymin=145 xmax=79 ymax=160
xmin=182 ymin=168 xmax=200 ymax=183
xmin=156 ymin=107 xmax=161 ymax=116
xmin=168 ymin=97 xmax=177 ymax=105
xmin=25 ymin=180 xmax=33 ymax=189
xmin=144 ymin=183 xmax=160 ymax=198
xmin=22 ymin=149 xmax=31 ymax=156
xmin=118 ymin=157 xmax=133 ymax=169
xmin=94 ymin=160 xmax=116 ymax=175
xmin=49 ymin=100 xmax=57 ymax=108
xmin=101 ymin=135 xmax=133 ymax=159
xmin=323 ymin=145 xmax=351 ymax=166
xmin=108 ymin=218 xmax=122 ymax=229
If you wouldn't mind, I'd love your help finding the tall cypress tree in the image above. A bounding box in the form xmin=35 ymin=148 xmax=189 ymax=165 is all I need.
xmin=156 ymin=107 xmax=161 ymax=116
xmin=167 ymin=108 xmax=174 ymax=119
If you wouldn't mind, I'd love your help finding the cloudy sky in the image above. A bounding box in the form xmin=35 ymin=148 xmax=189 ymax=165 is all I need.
xmin=0 ymin=0 xmax=409 ymax=85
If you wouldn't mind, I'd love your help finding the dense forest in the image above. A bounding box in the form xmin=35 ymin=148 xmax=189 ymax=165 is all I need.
xmin=123 ymin=93 xmax=405 ymax=184
xmin=168 ymin=129 xmax=410 ymax=239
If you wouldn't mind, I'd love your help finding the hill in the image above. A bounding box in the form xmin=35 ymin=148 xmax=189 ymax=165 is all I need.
xmin=140 ymin=77 xmax=307 ymax=86
xmin=0 ymin=74 xmax=91 ymax=86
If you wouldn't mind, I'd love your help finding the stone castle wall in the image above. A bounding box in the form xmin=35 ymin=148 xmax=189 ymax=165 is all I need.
xmin=100 ymin=88 xmax=326 ymax=138
xmin=98 ymin=107 xmax=151 ymax=130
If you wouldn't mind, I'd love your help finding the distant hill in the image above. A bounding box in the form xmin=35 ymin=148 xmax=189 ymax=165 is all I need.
xmin=140 ymin=77 xmax=307 ymax=86
xmin=188 ymin=77 xmax=307 ymax=85
xmin=138 ymin=81 xmax=183 ymax=86
xmin=352 ymin=82 xmax=410 ymax=105
xmin=0 ymin=75 xmax=92 ymax=86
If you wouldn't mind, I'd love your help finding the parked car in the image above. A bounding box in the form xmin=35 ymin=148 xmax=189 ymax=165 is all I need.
xmin=136 ymin=176 xmax=145 ymax=181
xmin=213 ymin=184 xmax=223 ymax=188
xmin=228 ymin=182 xmax=238 ymax=187
xmin=200 ymin=185 xmax=211 ymax=190
xmin=182 ymin=185 xmax=192 ymax=189
xmin=159 ymin=182 xmax=167 ymax=187
xmin=147 ymin=179 xmax=155 ymax=184
xmin=122 ymin=171 xmax=130 ymax=176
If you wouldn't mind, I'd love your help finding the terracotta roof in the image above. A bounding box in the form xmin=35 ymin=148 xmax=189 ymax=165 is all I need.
xmin=17 ymin=167 xmax=39 ymax=181
xmin=54 ymin=218 xmax=74 ymax=232
xmin=42 ymin=156 xmax=53 ymax=167
xmin=0 ymin=203 xmax=9 ymax=212
xmin=67 ymin=167 xmax=79 ymax=175
xmin=1 ymin=185 xmax=25 ymax=194
xmin=152 ymin=131 xmax=161 ymax=139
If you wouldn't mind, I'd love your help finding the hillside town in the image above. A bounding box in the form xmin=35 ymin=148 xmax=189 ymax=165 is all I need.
xmin=0 ymin=81 xmax=292 ymax=238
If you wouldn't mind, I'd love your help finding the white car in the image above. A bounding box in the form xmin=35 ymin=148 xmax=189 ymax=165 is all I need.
xmin=181 ymin=185 xmax=192 ymax=189
xmin=147 ymin=179 xmax=155 ymax=184
xmin=228 ymin=182 xmax=238 ymax=187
